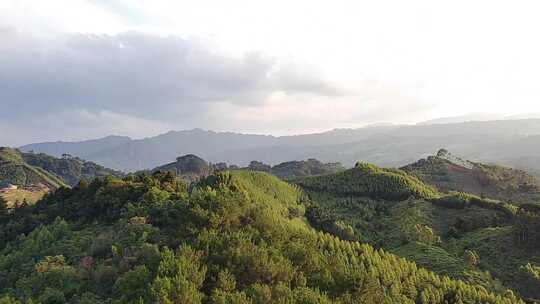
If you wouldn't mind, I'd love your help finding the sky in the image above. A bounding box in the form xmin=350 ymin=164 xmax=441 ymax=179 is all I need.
xmin=1 ymin=0 xmax=540 ymax=146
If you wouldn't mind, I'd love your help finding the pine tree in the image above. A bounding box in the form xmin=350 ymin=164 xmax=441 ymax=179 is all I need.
xmin=0 ymin=196 xmax=9 ymax=220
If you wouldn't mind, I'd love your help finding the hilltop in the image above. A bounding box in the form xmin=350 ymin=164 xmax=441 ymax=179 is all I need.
xmin=151 ymin=154 xmax=212 ymax=182
xmin=237 ymin=158 xmax=345 ymax=180
xmin=0 ymin=169 xmax=523 ymax=303
xmin=150 ymin=154 xmax=345 ymax=182
xmin=402 ymin=149 xmax=540 ymax=202
xmin=266 ymin=159 xmax=345 ymax=180
xmin=295 ymin=162 xmax=438 ymax=200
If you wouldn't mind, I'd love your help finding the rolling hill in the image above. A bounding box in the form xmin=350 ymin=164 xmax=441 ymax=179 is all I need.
xmin=151 ymin=154 xmax=212 ymax=182
xmin=0 ymin=169 xmax=524 ymax=303
xmin=151 ymin=154 xmax=345 ymax=182
xmin=402 ymin=149 xmax=540 ymax=203
xmin=267 ymin=159 xmax=345 ymax=180
xmin=294 ymin=162 xmax=540 ymax=301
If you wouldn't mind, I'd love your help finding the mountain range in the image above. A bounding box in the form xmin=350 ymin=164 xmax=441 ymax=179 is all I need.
xmin=20 ymin=119 xmax=540 ymax=178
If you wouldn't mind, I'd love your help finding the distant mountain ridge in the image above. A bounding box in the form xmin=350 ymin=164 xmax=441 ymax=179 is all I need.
xmin=418 ymin=113 xmax=540 ymax=125
xmin=20 ymin=119 xmax=540 ymax=176
xmin=21 ymin=135 xmax=131 ymax=159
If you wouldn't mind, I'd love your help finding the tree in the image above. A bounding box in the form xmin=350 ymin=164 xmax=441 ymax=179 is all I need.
xmin=0 ymin=196 xmax=9 ymax=219
xmin=151 ymin=246 xmax=207 ymax=304
xmin=464 ymin=250 xmax=480 ymax=267
xmin=113 ymin=266 xmax=151 ymax=303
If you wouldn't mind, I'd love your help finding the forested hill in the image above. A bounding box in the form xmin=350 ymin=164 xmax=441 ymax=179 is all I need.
xmin=21 ymin=151 xmax=124 ymax=187
xmin=401 ymin=149 xmax=540 ymax=203
xmin=0 ymin=147 xmax=123 ymax=188
xmin=294 ymin=162 xmax=540 ymax=301
xmin=252 ymin=158 xmax=345 ymax=180
xmin=150 ymin=154 xmax=345 ymax=182
xmin=0 ymin=170 xmax=523 ymax=303
xmin=150 ymin=154 xmax=212 ymax=182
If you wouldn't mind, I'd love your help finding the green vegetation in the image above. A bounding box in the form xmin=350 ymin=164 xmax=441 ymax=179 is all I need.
xmin=0 ymin=170 xmax=523 ymax=303
xmin=22 ymin=151 xmax=124 ymax=186
xmin=0 ymin=147 xmax=67 ymax=189
xmin=429 ymin=192 xmax=518 ymax=218
xmin=152 ymin=154 xmax=211 ymax=182
xmin=402 ymin=150 xmax=540 ymax=203
xmin=1 ymin=147 xmax=123 ymax=191
xmin=213 ymin=158 xmax=345 ymax=180
xmin=296 ymin=162 xmax=540 ymax=301
xmin=296 ymin=162 xmax=438 ymax=201
xmin=270 ymin=159 xmax=345 ymax=180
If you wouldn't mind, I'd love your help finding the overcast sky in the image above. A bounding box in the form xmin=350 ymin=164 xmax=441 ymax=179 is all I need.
xmin=2 ymin=0 xmax=540 ymax=146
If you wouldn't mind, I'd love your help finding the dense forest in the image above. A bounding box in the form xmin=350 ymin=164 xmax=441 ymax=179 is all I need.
xmin=0 ymin=169 xmax=526 ymax=303
xmin=294 ymin=163 xmax=540 ymax=302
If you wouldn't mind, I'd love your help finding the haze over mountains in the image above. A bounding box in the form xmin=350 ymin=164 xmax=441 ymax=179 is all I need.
xmin=21 ymin=119 xmax=540 ymax=178
xmin=417 ymin=113 xmax=540 ymax=125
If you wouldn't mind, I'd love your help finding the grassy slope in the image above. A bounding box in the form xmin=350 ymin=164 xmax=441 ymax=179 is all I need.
xmin=0 ymin=188 xmax=48 ymax=207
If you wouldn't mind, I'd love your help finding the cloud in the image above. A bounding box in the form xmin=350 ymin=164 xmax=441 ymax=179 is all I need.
xmin=0 ymin=26 xmax=433 ymax=146
xmin=0 ymin=28 xmax=343 ymax=121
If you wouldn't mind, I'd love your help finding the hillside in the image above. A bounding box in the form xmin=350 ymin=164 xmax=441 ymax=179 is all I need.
xmin=0 ymin=148 xmax=124 ymax=206
xmin=21 ymin=152 xmax=124 ymax=187
xmin=0 ymin=147 xmax=67 ymax=190
xmin=0 ymin=170 xmax=523 ymax=303
xmin=20 ymin=119 xmax=540 ymax=174
xmin=295 ymin=163 xmax=540 ymax=301
xmin=402 ymin=149 xmax=540 ymax=202
xmin=1 ymin=148 xmax=123 ymax=187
